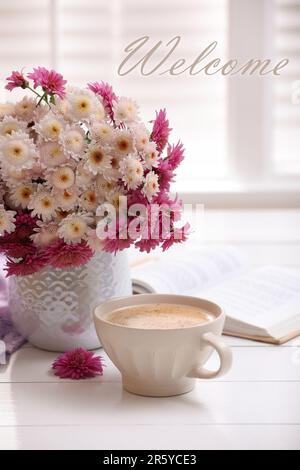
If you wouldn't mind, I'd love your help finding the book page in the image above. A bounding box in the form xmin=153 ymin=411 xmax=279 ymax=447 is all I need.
xmin=131 ymin=245 xmax=246 ymax=294
xmin=201 ymin=266 xmax=300 ymax=329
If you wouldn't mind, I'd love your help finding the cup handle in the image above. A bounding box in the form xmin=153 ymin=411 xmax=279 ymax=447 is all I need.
xmin=187 ymin=332 xmax=233 ymax=380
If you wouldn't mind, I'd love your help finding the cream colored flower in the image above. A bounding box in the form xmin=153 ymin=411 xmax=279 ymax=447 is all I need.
xmin=119 ymin=155 xmax=144 ymax=190
xmin=28 ymin=186 xmax=57 ymax=221
xmin=39 ymin=141 xmax=68 ymax=168
xmin=10 ymin=182 xmax=36 ymax=209
xmin=1 ymin=168 xmax=31 ymax=186
xmin=52 ymin=186 xmax=78 ymax=211
xmin=113 ymin=130 xmax=135 ymax=157
xmin=0 ymin=103 xmax=15 ymax=120
xmin=131 ymin=123 xmax=150 ymax=152
xmin=106 ymin=189 xmax=126 ymax=211
xmin=142 ymin=171 xmax=160 ymax=201
xmin=57 ymin=212 xmax=93 ymax=244
xmin=31 ymin=220 xmax=59 ymax=247
xmin=142 ymin=142 xmax=159 ymax=169
xmin=48 ymin=166 xmax=75 ymax=190
xmin=113 ymin=97 xmax=139 ymax=125
xmin=89 ymin=121 xmax=114 ymax=144
xmin=66 ymin=88 xmax=98 ymax=122
xmin=84 ymin=142 xmax=112 ymax=175
xmin=35 ymin=112 xmax=64 ymax=141
xmin=95 ymin=175 xmax=117 ymax=196
xmin=0 ymin=116 xmax=27 ymax=137
xmin=80 ymin=186 xmax=100 ymax=212
xmin=0 ymin=204 xmax=16 ymax=235
xmin=91 ymin=99 xmax=106 ymax=121
xmin=75 ymin=162 xmax=95 ymax=188
xmin=0 ymin=131 xmax=37 ymax=170
xmin=14 ymin=97 xmax=36 ymax=121
xmin=103 ymin=154 xmax=122 ymax=182
xmin=86 ymin=227 xmax=104 ymax=253
xmin=60 ymin=125 xmax=86 ymax=159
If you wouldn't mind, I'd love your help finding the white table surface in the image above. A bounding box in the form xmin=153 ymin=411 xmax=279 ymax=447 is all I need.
xmin=1 ymin=209 xmax=300 ymax=450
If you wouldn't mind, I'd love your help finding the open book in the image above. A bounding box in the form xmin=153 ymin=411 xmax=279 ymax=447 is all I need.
xmin=131 ymin=246 xmax=300 ymax=344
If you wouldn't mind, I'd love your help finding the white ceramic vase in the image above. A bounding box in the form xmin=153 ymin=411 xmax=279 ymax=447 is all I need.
xmin=8 ymin=252 xmax=132 ymax=352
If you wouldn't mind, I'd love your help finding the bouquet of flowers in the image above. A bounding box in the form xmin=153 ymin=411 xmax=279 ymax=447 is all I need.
xmin=0 ymin=67 xmax=189 ymax=276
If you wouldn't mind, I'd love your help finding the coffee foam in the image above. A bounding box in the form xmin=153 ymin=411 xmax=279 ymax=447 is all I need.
xmin=107 ymin=303 xmax=215 ymax=329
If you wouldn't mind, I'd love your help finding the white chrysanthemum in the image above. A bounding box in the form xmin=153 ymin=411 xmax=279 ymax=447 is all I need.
xmin=47 ymin=166 xmax=75 ymax=190
xmin=119 ymin=155 xmax=144 ymax=190
xmin=113 ymin=97 xmax=139 ymax=125
xmin=80 ymin=186 xmax=100 ymax=212
xmin=0 ymin=116 xmax=27 ymax=137
xmin=1 ymin=168 xmax=31 ymax=186
xmin=10 ymin=182 xmax=37 ymax=209
xmin=106 ymin=189 xmax=126 ymax=211
xmin=142 ymin=171 xmax=160 ymax=201
xmin=84 ymin=142 xmax=112 ymax=175
xmin=0 ymin=205 xmax=16 ymax=235
xmin=14 ymin=97 xmax=36 ymax=122
xmin=95 ymin=175 xmax=117 ymax=196
xmin=0 ymin=131 xmax=37 ymax=170
xmin=103 ymin=155 xmax=122 ymax=182
xmin=142 ymin=142 xmax=159 ymax=169
xmin=28 ymin=186 xmax=57 ymax=221
xmin=57 ymin=212 xmax=93 ymax=244
xmin=33 ymin=103 xmax=49 ymax=123
xmin=0 ymin=103 xmax=15 ymax=120
xmin=113 ymin=130 xmax=135 ymax=157
xmin=59 ymin=125 xmax=86 ymax=159
xmin=39 ymin=141 xmax=68 ymax=168
xmin=35 ymin=112 xmax=64 ymax=141
xmin=86 ymin=227 xmax=104 ymax=253
xmin=66 ymin=88 xmax=98 ymax=122
xmin=51 ymin=98 xmax=72 ymax=121
xmin=131 ymin=123 xmax=150 ymax=152
xmin=91 ymin=100 xmax=106 ymax=122
xmin=52 ymin=186 xmax=78 ymax=211
xmin=89 ymin=121 xmax=114 ymax=144
xmin=31 ymin=220 xmax=59 ymax=247
xmin=0 ymin=183 xmax=5 ymax=204
xmin=75 ymin=162 xmax=95 ymax=188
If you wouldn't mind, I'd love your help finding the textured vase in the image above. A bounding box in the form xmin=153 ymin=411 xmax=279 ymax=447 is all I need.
xmin=8 ymin=252 xmax=132 ymax=352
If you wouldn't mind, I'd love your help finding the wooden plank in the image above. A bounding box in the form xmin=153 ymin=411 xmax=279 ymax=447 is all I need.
xmin=1 ymin=346 xmax=300 ymax=383
xmin=0 ymin=382 xmax=299 ymax=426
xmin=0 ymin=424 xmax=299 ymax=450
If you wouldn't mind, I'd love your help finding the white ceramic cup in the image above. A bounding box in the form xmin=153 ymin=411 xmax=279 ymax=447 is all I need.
xmin=94 ymin=294 xmax=233 ymax=397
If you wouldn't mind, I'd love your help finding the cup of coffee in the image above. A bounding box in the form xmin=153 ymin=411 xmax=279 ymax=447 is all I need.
xmin=94 ymin=294 xmax=232 ymax=397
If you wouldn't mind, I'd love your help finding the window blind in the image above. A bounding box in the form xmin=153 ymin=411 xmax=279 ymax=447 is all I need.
xmin=56 ymin=0 xmax=229 ymax=181
xmin=0 ymin=0 xmax=52 ymax=101
xmin=273 ymin=0 xmax=300 ymax=174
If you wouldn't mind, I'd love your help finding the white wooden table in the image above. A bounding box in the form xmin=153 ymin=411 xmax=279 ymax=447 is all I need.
xmin=1 ymin=210 xmax=300 ymax=450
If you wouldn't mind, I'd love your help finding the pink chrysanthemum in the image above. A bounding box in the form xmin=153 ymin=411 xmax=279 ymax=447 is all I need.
xmin=28 ymin=67 xmax=67 ymax=99
xmin=88 ymin=81 xmax=117 ymax=121
xmin=52 ymin=348 xmax=104 ymax=380
xmin=162 ymin=223 xmax=190 ymax=251
xmin=103 ymin=237 xmax=133 ymax=254
xmin=5 ymin=70 xmax=28 ymax=91
xmin=44 ymin=239 xmax=93 ymax=269
xmin=150 ymin=109 xmax=172 ymax=154
xmin=5 ymin=251 xmax=48 ymax=277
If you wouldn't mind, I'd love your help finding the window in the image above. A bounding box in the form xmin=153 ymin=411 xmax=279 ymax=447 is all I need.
xmin=273 ymin=0 xmax=300 ymax=175
xmin=0 ymin=0 xmax=299 ymax=199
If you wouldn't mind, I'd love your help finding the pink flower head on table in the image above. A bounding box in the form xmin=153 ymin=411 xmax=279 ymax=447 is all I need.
xmin=52 ymin=348 xmax=104 ymax=380
xmin=28 ymin=67 xmax=67 ymax=99
xmin=5 ymin=70 xmax=28 ymax=91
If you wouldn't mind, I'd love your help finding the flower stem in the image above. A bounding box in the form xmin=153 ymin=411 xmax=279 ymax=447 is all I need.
xmin=27 ymin=86 xmax=43 ymax=99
